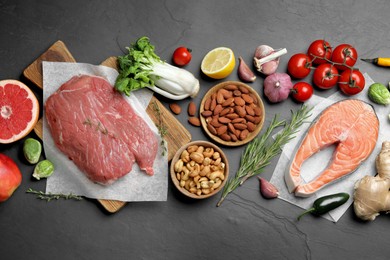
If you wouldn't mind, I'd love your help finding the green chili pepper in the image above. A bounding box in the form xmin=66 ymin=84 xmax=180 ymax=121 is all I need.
xmin=297 ymin=192 xmax=350 ymax=221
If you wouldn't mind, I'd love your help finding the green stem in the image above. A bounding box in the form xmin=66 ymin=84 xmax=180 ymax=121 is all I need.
xmin=297 ymin=207 xmax=315 ymax=221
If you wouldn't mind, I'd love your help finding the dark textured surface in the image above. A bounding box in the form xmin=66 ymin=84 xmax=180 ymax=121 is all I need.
xmin=1 ymin=0 xmax=390 ymax=259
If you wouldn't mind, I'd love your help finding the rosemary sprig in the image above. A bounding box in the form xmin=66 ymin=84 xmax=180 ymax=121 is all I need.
xmin=216 ymin=105 xmax=312 ymax=207
xmin=152 ymin=101 xmax=168 ymax=156
xmin=26 ymin=188 xmax=83 ymax=202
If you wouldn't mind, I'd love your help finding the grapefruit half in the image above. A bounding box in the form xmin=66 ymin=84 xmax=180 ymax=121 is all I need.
xmin=0 ymin=80 xmax=39 ymax=144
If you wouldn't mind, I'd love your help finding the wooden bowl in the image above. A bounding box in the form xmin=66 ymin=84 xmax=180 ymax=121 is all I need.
xmin=170 ymin=141 xmax=229 ymax=199
xmin=199 ymin=81 xmax=265 ymax=146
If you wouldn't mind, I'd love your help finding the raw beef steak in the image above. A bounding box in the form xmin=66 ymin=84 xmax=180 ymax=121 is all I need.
xmin=45 ymin=75 xmax=158 ymax=185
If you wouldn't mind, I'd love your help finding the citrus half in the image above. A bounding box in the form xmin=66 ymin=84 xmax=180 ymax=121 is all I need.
xmin=0 ymin=80 xmax=39 ymax=144
xmin=201 ymin=47 xmax=235 ymax=79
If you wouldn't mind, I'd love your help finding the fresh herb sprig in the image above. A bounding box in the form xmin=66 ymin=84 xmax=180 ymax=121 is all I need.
xmin=26 ymin=188 xmax=83 ymax=202
xmin=152 ymin=101 xmax=168 ymax=156
xmin=217 ymin=105 xmax=312 ymax=207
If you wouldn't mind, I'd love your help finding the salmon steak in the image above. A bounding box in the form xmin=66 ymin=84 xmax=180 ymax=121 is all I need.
xmin=285 ymin=99 xmax=379 ymax=197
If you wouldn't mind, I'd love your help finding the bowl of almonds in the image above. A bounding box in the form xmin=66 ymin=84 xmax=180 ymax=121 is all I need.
xmin=200 ymin=81 xmax=265 ymax=146
xmin=170 ymin=141 xmax=229 ymax=199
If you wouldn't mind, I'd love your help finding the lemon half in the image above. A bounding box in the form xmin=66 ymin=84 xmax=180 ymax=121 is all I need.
xmin=201 ymin=47 xmax=235 ymax=79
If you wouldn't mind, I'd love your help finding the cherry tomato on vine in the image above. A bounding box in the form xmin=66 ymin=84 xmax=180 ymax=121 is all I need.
xmin=312 ymin=63 xmax=339 ymax=89
xmin=287 ymin=53 xmax=312 ymax=79
xmin=291 ymin=82 xmax=314 ymax=102
xmin=338 ymin=69 xmax=365 ymax=95
xmin=331 ymin=44 xmax=358 ymax=71
xmin=172 ymin=46 xmax=192 ymax=66
xmin=307 ymin=39 xmax=332 ymax=65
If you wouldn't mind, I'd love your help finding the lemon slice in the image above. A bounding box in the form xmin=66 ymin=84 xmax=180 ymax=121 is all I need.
xmin=201 ymin=47 xmax=235 ymax=79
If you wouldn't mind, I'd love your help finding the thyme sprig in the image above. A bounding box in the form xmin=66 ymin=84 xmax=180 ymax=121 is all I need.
xmin=217 ymin=105 xmax=312 ymax=207
xmin=152 ymin=101 xmax=168 ymax=156
xmin=26 ymin=188 xmax=83 ymax=202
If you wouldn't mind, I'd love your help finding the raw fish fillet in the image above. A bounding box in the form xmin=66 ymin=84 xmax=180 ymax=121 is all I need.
xmin=285 ymin=99 xmax=379 ymax=197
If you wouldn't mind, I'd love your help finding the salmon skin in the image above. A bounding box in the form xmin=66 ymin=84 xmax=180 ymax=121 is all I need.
xmin=285 ymin=99 xmax=379 ymax=197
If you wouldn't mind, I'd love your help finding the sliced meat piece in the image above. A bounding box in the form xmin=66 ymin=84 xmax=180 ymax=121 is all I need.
xmin=285 ymin=99 xmax=379 ymax=197
xmin=45 ymin=75 xmax=158 ymax=185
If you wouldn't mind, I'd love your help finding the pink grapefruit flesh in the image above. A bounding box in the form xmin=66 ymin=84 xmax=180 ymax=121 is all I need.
xmin=0 ymin=80 xmax=39 ymax=144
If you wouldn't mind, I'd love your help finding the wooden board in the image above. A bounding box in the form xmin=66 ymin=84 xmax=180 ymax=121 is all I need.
xmin=23 ymin=40 xmax=192 ymax=213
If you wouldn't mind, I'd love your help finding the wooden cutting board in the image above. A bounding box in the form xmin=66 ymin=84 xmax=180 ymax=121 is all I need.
xmin=23 ymin=40 xmax=192 ymax=213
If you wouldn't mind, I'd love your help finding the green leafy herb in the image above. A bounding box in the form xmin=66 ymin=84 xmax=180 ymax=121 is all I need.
xmin=26 ymin=188 xmax=83 ymax=202
xmin=217 ymin=105 xmax=312 ymax=207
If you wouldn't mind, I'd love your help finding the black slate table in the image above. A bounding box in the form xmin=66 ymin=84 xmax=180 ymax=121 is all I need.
xmin=1 ymin=0 xmax=389 ymax=259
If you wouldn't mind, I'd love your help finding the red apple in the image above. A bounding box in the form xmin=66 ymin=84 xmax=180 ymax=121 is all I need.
xmin=0 ymin=153 xmax=22 ymax=202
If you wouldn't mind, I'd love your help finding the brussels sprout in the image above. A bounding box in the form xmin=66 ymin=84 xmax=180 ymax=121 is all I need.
xmin=23 ymin=138 xmax=42 ymax=164
xmin=33 ymin=160 xmax=55 ymax=180
xmin=368 ymin=83 xmax=390 ymax=105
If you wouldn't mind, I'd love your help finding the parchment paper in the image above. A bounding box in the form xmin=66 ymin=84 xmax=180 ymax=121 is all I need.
xmin=270 ymin=73 xmax=390 ymax=222
xmin=42 ymin=61 xmax=168 ymax=202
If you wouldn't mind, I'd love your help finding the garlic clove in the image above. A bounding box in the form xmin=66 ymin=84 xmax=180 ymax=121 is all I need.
xmin=258 ymin=177 xmax=279 ymax=199
xmin=253 ymin=46 xmax=287 ymax=75
xmin=238 ymin=57 xmax=256 ymax=82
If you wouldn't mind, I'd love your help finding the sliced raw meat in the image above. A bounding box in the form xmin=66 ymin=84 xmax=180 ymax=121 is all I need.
xmin=285 ymin=99 xmax=379 ymax=197
xmin=45 ymin=75 xmax=158 ymax=185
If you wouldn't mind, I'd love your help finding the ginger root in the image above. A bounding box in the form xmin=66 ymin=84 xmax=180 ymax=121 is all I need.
xmin=353 ymin=141 xmax=390 ymax=221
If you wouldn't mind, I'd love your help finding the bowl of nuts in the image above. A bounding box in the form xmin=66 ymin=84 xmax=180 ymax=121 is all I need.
xmin=170 ymin=141 xmax=229 ymax=199
xmin=200 ymin=81 xmax=265 ymax=146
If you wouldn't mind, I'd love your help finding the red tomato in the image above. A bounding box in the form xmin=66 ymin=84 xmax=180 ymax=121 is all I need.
xmin=307 ymin=39 xmax=332 ymax=65
xmin=292 ymin=82 xmax=314 ymax=102
xmin=331 ymin=44 xmax=358 ymax=71
xmin=338 ymin=69 xmax=365 ymax=95
xmin=287 ymin=53 xmax=312 ymax=79
xmin=172 ymin=46 xmax=192 ymax=66
xmin=312 ymin=63 xmax=339 ymax=89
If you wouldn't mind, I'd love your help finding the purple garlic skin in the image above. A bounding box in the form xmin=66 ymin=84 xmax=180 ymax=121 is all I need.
xmin=254 ymin=45 xmax=280 ymax=75
xmin=258 ymin=177 xmax=279 ymax=199
xmin=238 ymin=57 xmax=256 ymax=82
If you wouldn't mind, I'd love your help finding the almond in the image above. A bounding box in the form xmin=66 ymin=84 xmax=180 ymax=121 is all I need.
xmin=233 ymin=90 xmax=242 ymax=97
xmin=245 ymin=105 xmax=255 ymax=116
xmin=233 ymin=123 xmax=248 ymax=130
xmin=204 ymin=97 xmax=212 ymax=111
xmin=169 ymin=103 xmax=181 ymax=115
xmin=207 ymin=124 xmax=217 ymax=135
xmin=229 ymin=133 xmax=238 ymax=142
xmin=234 ymin=97 xmax=245 ymax=106
xmin=222 ymin=97 xmax=235 ymax=107
xmin=220 ymin=88 xmax=233 ymax=99
xmin=217 ymin=125 xmax=228 ymax=136
xmin=218 ymin=117 xmax=231 ymax=124
xmin=232 ymin=118 xmax=246 ymax=124
xmin=254 ymin=116 xmax=262 ymax=124
xmin=210 ymin=97 xmax=217 ymax=111
xmin=254 ymin=106 xmax=262 ymax=116
xmin=217 ymin=91 xmax=225 ymax=104
xmin=227 ymin=122 xmax=236 ymax=134
xmin=239 ymin=85 xmax=249 ymax=94
xmin=245 ymin=115 xmax=255 ymax=123
xmin=220 ymin=133 xmax=231 ymax=142
xmin=211 ymin=117 xmax=223 ymax=128
xmin=226 ymin=113 xmax=239 ymax=120
xmin=188 ymin=117 xmax=201 ymax=126
xmin=234 ymin=106 xmax=246 ymax=117
xmin=224 ymin=84 xmax=238 ymax=91
xmin=242 ymin=93 xmax=254 ymax=104
xmin=188 ymin=102 xmax=196 ymax=116
xmin=247 ymin=122 xmax=256 ymax=132
xmin=201 ymin=110 xmax=213 ymax=117
xmin=239 ymin=129 xmax=249 ymax=140
xmin=213 ymin=104 xmax=223 ymax=116
xmin=220 ymin=107 xmax=231 ymax=116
